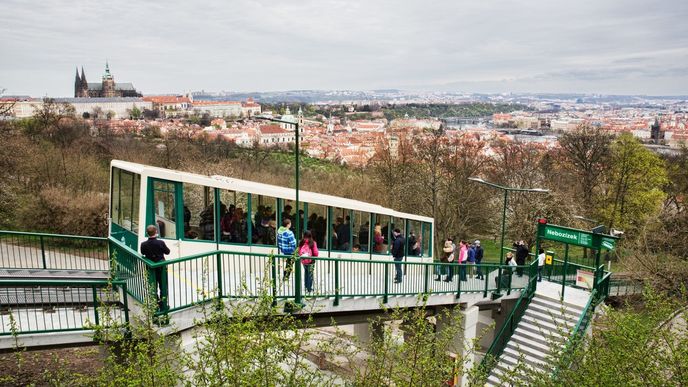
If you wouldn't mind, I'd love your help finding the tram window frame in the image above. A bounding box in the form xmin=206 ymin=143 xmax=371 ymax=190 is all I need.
xmin=218 ymin=190 xmax=249 ymax=245
xmin=407 ymin=219 xmax=423 ymax=258
xmin=182 ymin=183 xmax=216 ymax=243
xmin=279 ymin=199 xmax=305 ymax=239
xmin=305 ymin=203 xmax=328 ymax=251
xmin=250 ymin=194 xmax=278 ymax=247
xmin=422 ymin=222 xmax=432 ymax=257
xmin=372 ymin=214 xmax=391 ymax=255
xmin=352 ymin=210 xmax=371 ymax=254
xmin=331 ymin=206 xmax=352 ymax=252
xmin=110 ymin=167 xmax=140 ymax=235
xmin=147 ymin=178 xmax=180 ymax=240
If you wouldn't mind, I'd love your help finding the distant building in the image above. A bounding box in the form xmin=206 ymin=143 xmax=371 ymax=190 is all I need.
xmin=142 ymin=96 xmax=192 ymax=118
xmin=74 ymin=63 xmax=142 ymax=98
xmin=259 ymin=124 xmax=295 ymax=145
xmin=9 ymin=97 xmax=151 ymax=119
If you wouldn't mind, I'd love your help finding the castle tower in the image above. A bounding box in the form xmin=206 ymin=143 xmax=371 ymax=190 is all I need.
xmin=74 ymin=66 xmax=90 ymax=97
xmin=102 ymin=61 xmax=116 ymax=98
xmin=74 ymin=67 xmax=81 ymax=97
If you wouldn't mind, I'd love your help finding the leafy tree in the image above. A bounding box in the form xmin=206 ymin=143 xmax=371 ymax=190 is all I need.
xmin=130 ymin=105 xmax=143 ymax=120
xmin=600 ymin=133 xmax=667 ymax=231
xmin=558 ymin=124 xmax=612 ymax=210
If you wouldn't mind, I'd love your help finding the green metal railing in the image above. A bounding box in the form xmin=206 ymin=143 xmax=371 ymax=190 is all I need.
xmin=0 ymin=278 xmax=129 ymax=336
xmin=479 ymin=259 xmax=539 ymax=373
xmin=551 ymin=288 xmax=598 ymax=380
xmin=0 ymin=230 xmax=109 ymax=271
xmin=108 ymin=237 xmax=534 ymax=315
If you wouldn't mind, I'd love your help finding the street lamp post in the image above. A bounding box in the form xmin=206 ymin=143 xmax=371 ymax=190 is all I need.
xmin=255 ymin=115 xmax=301 ymax=239
xmin=467 ymin=177 xmax=549 ymax=266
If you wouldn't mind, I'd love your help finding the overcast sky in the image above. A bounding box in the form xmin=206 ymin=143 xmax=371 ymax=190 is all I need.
xmin=1 ymin=0 xmax=687 ymax=97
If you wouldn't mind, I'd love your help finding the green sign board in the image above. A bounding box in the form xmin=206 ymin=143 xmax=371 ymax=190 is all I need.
xmin=542 ymin=225 xmax=594 ymax=248
xmin=601 ymin=237 xmax=616 ymax=251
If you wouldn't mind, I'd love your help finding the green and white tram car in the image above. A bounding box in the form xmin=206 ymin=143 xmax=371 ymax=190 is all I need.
xmin=109 ymin=160 xmax=433 ymax=262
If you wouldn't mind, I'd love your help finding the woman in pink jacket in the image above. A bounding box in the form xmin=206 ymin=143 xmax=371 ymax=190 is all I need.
xmin=458 ymin=240 xmax=468 ymax=282
xmin=298 ymin=230 xmax=319 ymax=293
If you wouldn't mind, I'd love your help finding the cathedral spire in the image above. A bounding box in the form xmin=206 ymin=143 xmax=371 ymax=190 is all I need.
xmin=80 ymin=66 xmax=86 ymax=83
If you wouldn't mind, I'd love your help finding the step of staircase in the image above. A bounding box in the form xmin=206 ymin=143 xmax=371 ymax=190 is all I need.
xmin=486 ymin=283 xmax=592 ymax=386
xmin=523 ymin=308 xmax=576 ymax=329
xmin=528 ymin=302 xmax=579 ymax=323
xmin=530 ymin=295 xmax=584 ymax=315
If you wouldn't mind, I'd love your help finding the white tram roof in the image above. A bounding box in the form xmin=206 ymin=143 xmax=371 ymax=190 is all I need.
xmin=111 ymin=160 xmax=433 ymax=223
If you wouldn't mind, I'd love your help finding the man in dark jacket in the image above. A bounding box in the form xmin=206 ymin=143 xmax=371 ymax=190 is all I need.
xmin=474 ymin=240 xmax=484 ymax=280
xmin=140 ymin=225 xmax=170 ymax=310
xmin=391 ymin=228 xmax=405 ymax=283
xmin=515 ymin=240 xmax=529 ymax=277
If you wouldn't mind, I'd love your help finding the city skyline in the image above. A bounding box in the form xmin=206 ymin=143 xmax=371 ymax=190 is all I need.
xmin=1 ymin=0 xmax=687 ymax=97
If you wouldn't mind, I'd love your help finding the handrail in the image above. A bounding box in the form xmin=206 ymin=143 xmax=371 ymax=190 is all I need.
xmin=0 ymin=230 xmax=107 ymax=242
xmin=480 ymin=259 xmax=538 ymax=373
xmin=551 ymin=288 xmax=597 ymax=379
xmin=108 ymin=236 xmax=533 ymax=270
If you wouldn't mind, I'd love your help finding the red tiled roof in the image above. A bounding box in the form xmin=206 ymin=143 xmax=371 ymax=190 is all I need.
xmin=143 ymin=96 xmax=191 ymax=104
xmin=259 ymin=124 xmax=288 ymax=134
xmin=193 ymin=101 xmax=241 ymax=106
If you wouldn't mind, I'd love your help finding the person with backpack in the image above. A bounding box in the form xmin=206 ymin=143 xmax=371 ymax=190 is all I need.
xmin=391 ymin=228 xmax=405 ymax=283
xmin=277 ymin=218 xmax=297 ymax=280
xmin=474 ymin=240 xmax=484 ymax=280
xmin=298 ymin=230 xmax=319 ymax=293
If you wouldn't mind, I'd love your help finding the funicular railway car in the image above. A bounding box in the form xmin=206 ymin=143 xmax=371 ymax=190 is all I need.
xmin=109 ymin=160 xmax=434 ymax=264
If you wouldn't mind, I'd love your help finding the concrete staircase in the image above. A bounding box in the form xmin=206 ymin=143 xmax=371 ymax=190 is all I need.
xmin=485 ymin=292 xmax=585 ymax=386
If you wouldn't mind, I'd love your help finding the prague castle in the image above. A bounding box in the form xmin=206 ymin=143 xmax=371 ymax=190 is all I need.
xmin=74 ymin=62 xmax=141 ymax=98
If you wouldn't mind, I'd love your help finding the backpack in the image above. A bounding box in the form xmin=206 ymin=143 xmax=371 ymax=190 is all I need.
xmin=299 ymin=244 xmax=313 ymax=265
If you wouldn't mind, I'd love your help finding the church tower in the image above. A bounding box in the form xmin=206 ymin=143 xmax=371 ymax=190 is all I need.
xmin=102 ymin=62 xmax=116 ymax=98
xmin=74 ymin=67 xmax=81 ymax=97
xmin=74 ymin=66 xmax=89 ymax=97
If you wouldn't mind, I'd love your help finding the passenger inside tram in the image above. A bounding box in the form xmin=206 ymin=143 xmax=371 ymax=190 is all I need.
xmin=358 ymin=221 xmax=369 ymax=252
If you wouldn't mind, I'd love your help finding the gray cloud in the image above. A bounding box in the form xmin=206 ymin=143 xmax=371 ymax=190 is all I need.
xmin=0 ymin=0 xmax=687 ymax=96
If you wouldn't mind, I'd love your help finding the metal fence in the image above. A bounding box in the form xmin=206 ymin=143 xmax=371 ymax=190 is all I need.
xmin=0 ymin=230 xmax=109 ymax=272
xmin=0 ymin=279 xmax=129 ymax=336
xmin=109 ymin=237 xmax=534 ymax=314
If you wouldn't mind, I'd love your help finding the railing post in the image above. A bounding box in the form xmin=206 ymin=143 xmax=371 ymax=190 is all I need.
xmin=456 ymin=264 xmax=461 ymax=299
xmin=483 ymin=264 xmax=489 ymax=298
xmin=334 ymin=259 xmax=340 ymax=306
xmin=496 ymin=266 xmax=503 ymax=296
xmin=423 ymin=263 xmax=429 ymax=294
xmin=39 ymin=235 xmax=47 ymax=269
xmin=121 ymin=282 xmax=130 ymax=326
xmin=216 ymin=252 xmax=223 ymax=299
xmin=160 ymin=263 xmax=169 ymax=312
xmin=294 ymin=255 xmax=302 ymax=306
xmin=383 ymin=263 xmax=389 ymax=304
xmin=507 ymin=267 xmax=513 ymax=296
xmin=270 ymin=255 xmax=277 ymax=304
xmin=92 ymin=285 xmax=100 ymax=326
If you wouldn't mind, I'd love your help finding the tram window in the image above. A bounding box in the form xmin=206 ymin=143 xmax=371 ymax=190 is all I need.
xmin=352 ymin=210 xmax=370 ymax=253
xmin=331 ymin=207 xmax=351 ymax=252
xmin=372 ymin=214 xmax=391 ymax=254
xmin=111 ymin=169 xmax=120 ymax=228
xmin=280 ymin=199 xmax=305 ymax=237
xmin=111 ymin=167 xmax=140 ymax=234
xmin=407 ymin=220 xmax=422 ymax=257
xmin=183 ymin=184 xmax=215 ymax=241
xmin=151 ymin=180 xmax=177 ymax=239
xmin=251 ymin=194 xmax=277 ymax=246
xmin=219 ymin=190 xmax=249 ymax=244
xmin=422 ymin=222 xmax=432 ymax=257
xmin=306 ymin=203 xmax=327 ymax=250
